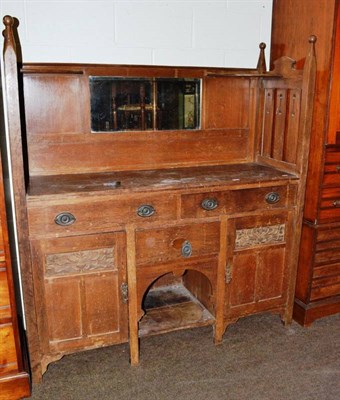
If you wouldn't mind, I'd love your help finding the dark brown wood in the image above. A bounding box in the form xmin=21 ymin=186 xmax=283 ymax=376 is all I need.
xmin=271 ymin=0 xmax=337 ymax=222
xmin=271 ymin=0 xmax=340 ymax=325
xmin=2 ymin=14 xmax=316 ymax=380
xmin=327 ymin=5 xmax=340 ymax=143
xmin=0 ymin=17 xmax=30 ymax=395
xmin=256 ymin=42 xmax=267 ymax=74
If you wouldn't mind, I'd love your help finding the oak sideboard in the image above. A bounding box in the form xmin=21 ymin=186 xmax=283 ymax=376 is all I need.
xmin=2 ymin=16 xmax=316 ymax=383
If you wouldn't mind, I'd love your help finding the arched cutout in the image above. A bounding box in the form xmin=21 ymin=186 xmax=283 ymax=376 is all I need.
xmin=139 ymin=269 xmax=216 ymax=337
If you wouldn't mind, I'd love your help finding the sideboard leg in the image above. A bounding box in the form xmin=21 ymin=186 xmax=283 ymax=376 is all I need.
xmin=126 ymin=226 xmax=139 ymax=366
xmin=214 ymin=219 xmax=227 ymax=345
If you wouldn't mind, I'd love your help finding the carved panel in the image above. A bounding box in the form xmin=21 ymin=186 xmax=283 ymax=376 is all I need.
xmin=45 ymin=247 xmax=115 ymax=277
xmin=235 ymin=224 xmax=285 ymax=249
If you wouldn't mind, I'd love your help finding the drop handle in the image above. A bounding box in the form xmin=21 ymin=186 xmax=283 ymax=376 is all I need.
xmin=181 ymin=240 xmax=192 ymax=258
xmin=137 ymin=204 xmax=155 ymax=217
xmin=333 ymin=200 xmax=340 ymax=208
xmin=265 ymin=192 xmax=280 ymax=204
xmin=54 ymin=212 xmax=76 ymax=226
xmin=201 ymin=198 xmax=219 ymax=211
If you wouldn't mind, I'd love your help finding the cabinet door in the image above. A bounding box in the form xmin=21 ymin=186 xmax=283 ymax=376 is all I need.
xmin=31 ymin=232 xmax=128 ymax=356
xmin=225 ymin=213 xmax=292 ymax=321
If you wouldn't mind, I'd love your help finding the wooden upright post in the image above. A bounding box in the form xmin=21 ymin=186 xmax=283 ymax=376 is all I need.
xmin=2 ymin=15 xmax=42 ymax=381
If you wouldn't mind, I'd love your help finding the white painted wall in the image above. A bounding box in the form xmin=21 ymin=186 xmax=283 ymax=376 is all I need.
xmin=0 ymin=0 xmax=272 ymax=68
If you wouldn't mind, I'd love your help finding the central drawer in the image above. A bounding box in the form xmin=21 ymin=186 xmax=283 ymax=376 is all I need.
xmin=181 ymin=185 xmax=289 ymax=219
xmin=135 ymin=222 xmax=220 ymax=265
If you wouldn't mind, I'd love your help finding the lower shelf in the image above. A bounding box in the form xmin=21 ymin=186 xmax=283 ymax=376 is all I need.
xmin=139 ymin=284 xmax=215 ymax=337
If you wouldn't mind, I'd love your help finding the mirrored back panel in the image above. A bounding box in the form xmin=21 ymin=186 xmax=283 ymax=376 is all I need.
xmin=90 ymin=77 xmax=201 ymax=132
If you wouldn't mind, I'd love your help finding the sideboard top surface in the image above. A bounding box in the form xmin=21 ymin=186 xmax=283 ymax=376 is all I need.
xmin=27 ymin=163 xmax=298 ymax=200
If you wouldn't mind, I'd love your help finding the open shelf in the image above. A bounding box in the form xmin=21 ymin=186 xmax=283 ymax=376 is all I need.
xmin=139 ymin=284 xmax=215 ymax=337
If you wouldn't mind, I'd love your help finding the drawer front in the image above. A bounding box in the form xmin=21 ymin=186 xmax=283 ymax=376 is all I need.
xmin=324 ymin=146 xmax=340 ymax=164
xmin=322 ymin=147 xmax=340 ymax=186
xmin=181 ymin=185 xmax=289 ymax=219
xmin=136 ymin=222 xmax=220 ymax=265
xmin=313 ymin=229 xmax=340 ymax=301
xmin=28 ymin=194 xmax=178 ymax=237
xmin=0 ymin=323 xmax=18 ymax=373
xmin=319 ymin=187 xmax=340 ymax=221
xmin=0 ymin=264 xmax=11 ymax=319
xmin=323 ymin=164 xmax=340 ymax=185
xmin=314 ymin=230 xmax=340 ymax=268
xmin=311 ymin=275 xmax=340 ymax=301
xmin=313 ymin=263 xmax=340 ymax=279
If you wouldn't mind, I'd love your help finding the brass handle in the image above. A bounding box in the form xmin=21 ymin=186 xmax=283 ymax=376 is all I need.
xmin=333 ymin=200 xmax=340 ymax=208
xmin=181 ymin=240 xmax=192 ymax=258
xmin=54 ymin=212 xmax=76 ymax=226
xmin=201 ymin=198 xmax=219 ymax=211
xmin=265 ymin=192 xmax=280 ymax=204
xmin=137 ymin=205 xmax=155 ymax=217
xmin=335 ymin=166 xmax=340 ymax=173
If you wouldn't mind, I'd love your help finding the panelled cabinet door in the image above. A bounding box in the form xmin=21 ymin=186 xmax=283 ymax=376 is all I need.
xmin=224 ymin=213 xmax=292 ymax=321
xmin=31 ymin=232 xmax=128 ymax=356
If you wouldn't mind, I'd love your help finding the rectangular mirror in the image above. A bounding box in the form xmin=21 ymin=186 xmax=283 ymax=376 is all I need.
xmin=90 ymin=77 xmax=201 ymax=132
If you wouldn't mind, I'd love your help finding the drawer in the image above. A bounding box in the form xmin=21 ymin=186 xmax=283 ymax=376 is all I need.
xmin=323 ymin=146 xmax=340 ymax=186
xmin=0 ymin=265 xmax=11 ymax=319
xmin=135 ymin=222 xmax=220 ymax=265
xmin=324 ymin=146 xmax=340 ymax=164
xmin=323 ymin=164 xmax=340 ymax=185
xmin=311 ymin=274 xmax=340 ymax=301
xmin=181 ymin=185 xmax=289 ymax=219
xmin=315 ymin=235 xmax=340 ymax=265
xmin=0 ymin=323 xmax=18 ymax=373
xmin=319 ymin=187 xmax=340 ymax=222
xmin=313 ymin=263 xmax=340 ymax=279
xmin=316 ymin=225 xmax=340 ymax=242
xmin=28 ymin=194 xmax=178 ymax=237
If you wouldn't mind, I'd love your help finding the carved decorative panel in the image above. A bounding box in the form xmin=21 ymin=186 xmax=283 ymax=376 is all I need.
xmin=235 ymin=224 xmax=285 ymax=249
xmin=45 ymin=247 xmax=115 ymax=277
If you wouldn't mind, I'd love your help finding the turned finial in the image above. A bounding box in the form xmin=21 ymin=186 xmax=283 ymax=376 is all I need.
xmin=257 ymin=42 xmax=267 ymax=73
xmin=309 ymin=35 xmax=317 ymax=44
xmin=2 ymin=15 xmax=15 ymax=51
xmin=309 ymin=35 xmax=317 ymax=52
xmin=306 ymin=35 xmax=317 ymax=60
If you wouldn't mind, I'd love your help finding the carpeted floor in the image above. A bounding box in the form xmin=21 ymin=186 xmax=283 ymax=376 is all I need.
xmin=26 ymin=313 xmax=340 ymax=400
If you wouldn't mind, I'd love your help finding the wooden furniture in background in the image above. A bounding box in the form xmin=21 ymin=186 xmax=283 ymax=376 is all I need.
xmin=271 ymin=0 xmax=340 ymax=326
xmin=0 ymin=150 xmax=30 ymax=398
xmin=2 ymin=15 xmax=316 ymax=383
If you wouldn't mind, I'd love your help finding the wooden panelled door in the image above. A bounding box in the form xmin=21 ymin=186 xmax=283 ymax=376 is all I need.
xmin=30 ymin=232 xmax=128 ymax=364
xmin=225 ymin=213 xmax=292 ymax=322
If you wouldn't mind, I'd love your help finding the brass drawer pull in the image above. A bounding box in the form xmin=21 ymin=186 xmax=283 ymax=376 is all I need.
xmin=333 ymin=200 xmax=340 ymax=208
xmin=181 ymin=240 xmax=192 ymax=258
xmin=54 ymin=212 xmax=76 ymax=226
xmin=265 ymin=192 xmax=280 ymax=204
xmin=336 ymin=166 xmax=340 ymax=173
xmin=201 ymin=198 xmax=219 ymax=211
xmin=137 ymin=204 xmax=155 ymax=217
